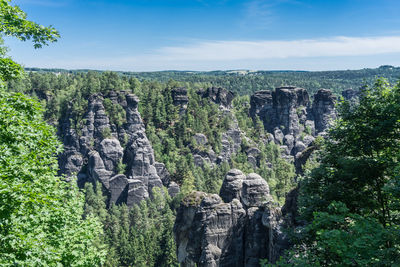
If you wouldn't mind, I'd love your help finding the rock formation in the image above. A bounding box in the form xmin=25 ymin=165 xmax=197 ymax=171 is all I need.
xmin=58 ymin=92 xmax=167 ymax=206
xmin=342 ymin=88 xmax=359 ymax=101
xmin=250 ymin=87 xmax=336 ymax=160
xmin=171 ymin=87 xmax=189 ymax=116
xmin=174 ymin=169 xmax=288 ymax=266
xmin=198 ymin=86 xmax=236 ymax=108
xmin=312 ymin=89 xmax=336 ymax=134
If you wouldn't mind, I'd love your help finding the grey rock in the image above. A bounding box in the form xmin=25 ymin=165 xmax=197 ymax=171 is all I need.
xmin=127 ymin=179 xmax=149 ymax=206
xmin=294 ymin=141 xmax=306 ymax=154
xmin=168 ymin=181 xmax=180 ymax=197
xmin=312 ymin=89 xmax=336 ymax=134
xmin=59 ymin=151 xmax=83 ymax=177
xmin=246 ymin=148 xmax=261 ymax=169
xmin=155 ymin=162 xmax=170 ymax=186
xmin=220 ymin=169 xmax=245 ymax=203
xmin=219 ymin=128 xmax=242 ymax=163
xmin=305 ymin=120 xmax=315 ymax=136
xmin=245 ymin=207 xmax=269 ymax=265
xmin=88 ymin=151 xmax=113 ymax=189
xmin=280 ymin=145 xmax=290 ymax=156
xmin=283 ymin=134 xmax=294 ymax=151
xmin=171 ymin=87 xmax=189 ymax=116
xmin=246 ymin=147 xmax=261 ymax=157
xmin=171 ymin=87 xmax=189 ymax=106
xmin=342 ymin=88 xmax=359 ymax=101
xmin=267 ymin=133 xmax=275 ymax=143
xmin=174 ymin=169 xmax=286 ymax=266
xmin=193 ymin=150 xmax=216 ymax=167
xmin=302 ymin=135 xmax=315 ymax=147
xmin=294 ymin=144 xmax=317 ymax=175
xmin=198 ymin=87 xmax=235 ymax=108
xmin=99 ymin=138 xmax=123 ymax=171
xmin=109 ymin=174 xmax=128 ymax=204
xmin=274 ymin=86 xmax=309 ymax=136
xmin=193 ymin=133 xmax=208 ymax=146
xmin=274 ymin=128 xmax=284 ymax=145
xmin=250 ymin=87 xmax=337 ymax=155
xmin=248 ymin=155 xmax=258 ymax=169
xmin=58 ymin=92 xmax=163 ymax=207
xmin=241 ymin=173 xmax=270 ymax=208
xmin=249 ymin=90 xmax=273 ymax=121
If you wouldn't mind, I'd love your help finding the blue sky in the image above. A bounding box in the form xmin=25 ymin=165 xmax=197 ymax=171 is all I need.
xmin=6 ymin=0 xmax=400 ymax=71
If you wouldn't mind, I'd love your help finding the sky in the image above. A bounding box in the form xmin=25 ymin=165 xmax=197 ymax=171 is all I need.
xmin=5 ymin=0 xmax=400 ymax=71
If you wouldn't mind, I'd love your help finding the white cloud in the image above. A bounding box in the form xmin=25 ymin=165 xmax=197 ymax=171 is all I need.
xmin=155 ymin=36 xmax=400 ymax=62
xmin=11 ymin=35 xmax=400 ymax=71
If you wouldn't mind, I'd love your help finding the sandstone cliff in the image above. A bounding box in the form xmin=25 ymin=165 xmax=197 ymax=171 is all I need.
xmin=174 ymin=169 xmax=288 ymax=266
xmin=58 ymin=91 xmax=170 ymax=206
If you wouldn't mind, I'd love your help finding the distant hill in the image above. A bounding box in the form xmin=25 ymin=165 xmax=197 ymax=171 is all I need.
xmin=24 ymin=65 xmax=400 ymax=95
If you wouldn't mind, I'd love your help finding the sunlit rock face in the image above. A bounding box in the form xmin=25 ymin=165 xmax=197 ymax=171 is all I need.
xmin=58 ymin=91 xmax=167 ymax=206
xmin=174 ymin=169 xmax=289 ymax=267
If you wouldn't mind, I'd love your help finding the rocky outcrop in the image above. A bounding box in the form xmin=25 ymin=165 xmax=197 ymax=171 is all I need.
xmin=198 ymin=87 xmax=235 ymax=108
xmin=172 ymin=87 xmax=189 ymax=116
xmin=312 ymin=89 xmax=336 ymax=134
xmin=174 ymin=169 xmax=288 ymax=266
xmin=250 ymin=87 xmax=309 ymax=136
xmin=250 ymin=87 xmax=336 ymax=158
xmin=342 ymin=88 xmax=359 ymax=101
xmin=194 ymin=133 xmax=208 ymax=146
xmin=171 ymin=87 xmax=189 ymax=106
xmin=58 ymin=92 xmax=165 ymax=206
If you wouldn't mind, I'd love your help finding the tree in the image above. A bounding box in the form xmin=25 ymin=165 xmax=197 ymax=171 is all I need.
xmin=276 ymin=79 xmax=400 ymax=265
xmin=0 ymin=0 xmax=59 ymax=85
xmin=0 ymin=1 xmax=106 ymax=265
xmin=0 ymin=92 xmax=106 ymax=265
xmin=271 ymin=202 xmax=399 ymax=266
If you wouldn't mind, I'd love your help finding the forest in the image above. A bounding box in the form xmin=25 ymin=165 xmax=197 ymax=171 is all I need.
xmin=1 ymin=0 xmax=400 ymax=266
xmin=25 ymin=65 xmax=400 ymax=95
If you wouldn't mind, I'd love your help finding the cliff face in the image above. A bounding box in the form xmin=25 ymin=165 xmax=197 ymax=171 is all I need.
xmin=58 ymin=86 xmax=338 ymax=207
xmin=56 ymin=85 xmax=341 ymax=264
xmin=174 ymin=169 xmax=288 ymax=266
xmin=250 ymin=87 xmax=336 ymax=169
xmin=58 ymin=91 xmax=171 ymax=206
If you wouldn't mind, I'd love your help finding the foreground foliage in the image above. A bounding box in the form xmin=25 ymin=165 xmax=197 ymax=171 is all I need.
xmin=0 ymin=91 xmax=106 ymax=265
xmin=0 ymin=0 xmax=59 ymax=85
xmin=273 ymin=79 xmax=400 ymax=266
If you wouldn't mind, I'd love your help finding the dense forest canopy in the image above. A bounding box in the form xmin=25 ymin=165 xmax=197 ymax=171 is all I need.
xmin=25 ymin=65 xmax=400 ymax=95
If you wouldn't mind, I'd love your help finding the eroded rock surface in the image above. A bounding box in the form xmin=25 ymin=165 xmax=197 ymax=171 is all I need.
xmin=250 ymin=87 xmax=336 ymax=158
xmin=58 ymin=92 xmax=165 ymax=206
xmin=172 ymin=87 xmax=189 ymax=116
xmin=199 ymin=87 xmax=235 ymax=108
xmin=174 ymin=169 xmax=288 ymax=266
xmin=312 ymin=89 xmax=336 ymax=134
